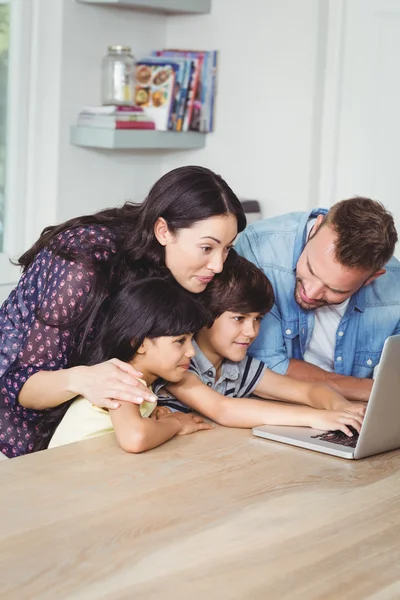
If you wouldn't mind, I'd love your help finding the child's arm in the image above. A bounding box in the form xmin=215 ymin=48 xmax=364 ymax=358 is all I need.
xmin=167 ymin=374 xmax=364 ymax=436
xmin=253 ymin=369 xmax=366 ymax=415
xmin=109 ymin=401 xmax=212 ymax=453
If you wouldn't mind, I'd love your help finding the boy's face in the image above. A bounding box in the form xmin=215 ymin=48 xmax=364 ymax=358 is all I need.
xmin=204 ymin=311 xmax=264 ymax=362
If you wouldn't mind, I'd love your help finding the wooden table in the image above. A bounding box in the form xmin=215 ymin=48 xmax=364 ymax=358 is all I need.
xmin=1 ymin=426 xmax=400 ymax=600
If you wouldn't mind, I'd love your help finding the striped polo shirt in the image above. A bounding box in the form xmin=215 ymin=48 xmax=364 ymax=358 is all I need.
xmin=156 ymin=340 xmax=266 ymax=413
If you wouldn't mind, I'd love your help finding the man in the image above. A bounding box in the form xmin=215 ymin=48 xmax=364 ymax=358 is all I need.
xmin=235 ymin=197 xmax=400 ymax=401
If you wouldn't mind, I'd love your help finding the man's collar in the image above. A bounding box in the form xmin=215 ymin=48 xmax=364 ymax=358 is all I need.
xmin=347 ymin=285 xmax=366 ymax=313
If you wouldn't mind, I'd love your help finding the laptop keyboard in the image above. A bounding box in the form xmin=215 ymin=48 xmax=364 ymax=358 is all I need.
xmin=311 ymin=426 xmax=359 ymax=448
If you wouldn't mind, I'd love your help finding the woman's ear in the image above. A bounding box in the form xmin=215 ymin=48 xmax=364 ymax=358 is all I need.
xmin=154 ymin=217 xmax=174 ymax=246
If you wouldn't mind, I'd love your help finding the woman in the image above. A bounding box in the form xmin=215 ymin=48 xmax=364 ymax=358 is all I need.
xmin=0 ymin=166 xmax=245 ymax=458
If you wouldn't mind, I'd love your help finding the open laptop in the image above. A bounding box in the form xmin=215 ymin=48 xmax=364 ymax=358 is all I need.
xmin=252 ymin=334 xmax=400 ymax=460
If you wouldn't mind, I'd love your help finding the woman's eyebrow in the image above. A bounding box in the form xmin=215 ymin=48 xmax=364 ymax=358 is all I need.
xmin=200 ymin=236 xmax=221 ymax=244
xmin=200 ymin=235 xmax=237 ymax=244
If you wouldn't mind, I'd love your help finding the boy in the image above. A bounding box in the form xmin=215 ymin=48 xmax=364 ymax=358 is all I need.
xmin=158 ymin=252 xmax=365 ymax=437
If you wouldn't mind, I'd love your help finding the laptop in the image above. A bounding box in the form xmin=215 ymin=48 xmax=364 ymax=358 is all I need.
xmin=252 ymin=334 xmax=400 ymax=460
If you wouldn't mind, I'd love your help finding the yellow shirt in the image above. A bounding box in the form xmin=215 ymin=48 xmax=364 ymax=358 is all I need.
xmin=48 ymin=379 xmax=156 ymax=449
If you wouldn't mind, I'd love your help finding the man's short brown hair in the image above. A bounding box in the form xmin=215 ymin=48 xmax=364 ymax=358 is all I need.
xmin=199 ymin=249 xmax=275 ymax=326
xmin=320 ymin=197 xmax=398 ymax=272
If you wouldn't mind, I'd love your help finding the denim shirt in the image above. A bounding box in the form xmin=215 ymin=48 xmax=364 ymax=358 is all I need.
xmin=235 ymin=209 xmax=400 ymax=379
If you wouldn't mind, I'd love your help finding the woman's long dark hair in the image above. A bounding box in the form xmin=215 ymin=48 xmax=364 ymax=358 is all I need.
xmin=83 ymin=278 xmax=208 ymax=367
xmin=17 ymin=166 xmax=245 ymax=354
xmin=19 ymin=165 xmax=246 ymax=275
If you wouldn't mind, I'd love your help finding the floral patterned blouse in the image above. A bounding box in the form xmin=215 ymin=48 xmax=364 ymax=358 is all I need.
xmin=0 ymin=225 xmax=117 ymax=458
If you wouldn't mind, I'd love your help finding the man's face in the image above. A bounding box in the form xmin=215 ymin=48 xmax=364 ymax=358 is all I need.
xmin=295 ymin=220 xmax=374 ymax=310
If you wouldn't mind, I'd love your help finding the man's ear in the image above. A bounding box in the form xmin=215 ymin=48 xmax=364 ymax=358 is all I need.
xmin=154 ymin=217 xmax=174 ymax=246
xmin=307 ymin=213 xmax=325 ymax=240
xmin=313 ymin=213 xmax=325 ymax=232
xmin=363 ymin=268 xmax=386 ymax=287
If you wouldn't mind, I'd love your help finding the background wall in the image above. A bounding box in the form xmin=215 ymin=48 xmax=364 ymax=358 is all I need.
xmin=162 ymin=0 xmax=327 ymax=218
xmin=56 ymin=0 xmax=166 ymax=222
xmin=54 ymin=0 xmax=327 ymax=223
xmin=2 ymin=0 xmax=398 ymax=304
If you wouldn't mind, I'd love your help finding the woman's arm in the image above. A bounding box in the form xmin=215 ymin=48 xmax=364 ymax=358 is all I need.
xmin=253 ymin=369 xmax=366 ymax=414
xmin=109 ymin=401 xmax=212 ymax=453
xmin=167 ymin=374 xmax=364 ymax=436
xmin=18 ymin=359 xmax=156 ymax=410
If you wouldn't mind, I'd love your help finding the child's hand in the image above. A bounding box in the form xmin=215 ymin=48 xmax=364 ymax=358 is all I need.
xmin=308 ymin=409 xmax=364 ymax=437
xmin=159 ymin=411 xmax=214 ymax=436
xmin=151 ymin=406 xmax=173 ymax=420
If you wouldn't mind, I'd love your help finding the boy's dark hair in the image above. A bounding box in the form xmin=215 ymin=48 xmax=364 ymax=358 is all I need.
xmin=199 ymin=250 xmax=275 ymax=325
xmin=82 ymin=278 xmax=208 ymax=365
xmin=320 ymin=197 xmax=398 ymax=272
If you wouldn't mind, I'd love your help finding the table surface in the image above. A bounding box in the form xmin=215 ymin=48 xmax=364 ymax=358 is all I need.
xmin=1 ymin=426 xmax=400 ymax=600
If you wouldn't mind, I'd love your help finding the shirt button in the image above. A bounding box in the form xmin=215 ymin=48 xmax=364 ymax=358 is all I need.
xmin=367 ymin=359 xmax=373 ymax=366
xmin=338 ymin=331 xmax=344 ymax=337
xmin=207 ymin=382 xmax=213 ymax=387
xmin=337 ymin=356 xmax=342 ymax=362
xmin=207 ymin=370 xmax=213 ymax=377
xmin=285 ymin=329 xmax=292 ymax=335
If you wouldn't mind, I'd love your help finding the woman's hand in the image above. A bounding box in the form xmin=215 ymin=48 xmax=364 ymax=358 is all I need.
xmin=308 ymin=409 xmax=364 ymax=437
xmin=69 ymin=359 xmax=157 ymax=410
xmin=157 ymin=411 xmax=214 ymax=435
xmin=312 ymin=384 xmax=367 ymax=416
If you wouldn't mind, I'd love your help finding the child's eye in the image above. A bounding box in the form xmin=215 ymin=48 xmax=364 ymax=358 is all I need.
xmin=255 ymin=316 xmax=264 ymax=323
xmin=233 ymin=316 xmax=244 ymax=322
xmin=175 ymin=337 xmax=186 ymax=345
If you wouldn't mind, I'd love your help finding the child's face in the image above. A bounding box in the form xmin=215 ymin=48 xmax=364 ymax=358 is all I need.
xmin=204 ymin=311 xmax=264 ymax=362
xmin=143 ymin=334 xmax=196 ymax=383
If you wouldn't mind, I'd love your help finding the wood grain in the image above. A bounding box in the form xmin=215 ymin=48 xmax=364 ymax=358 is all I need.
xmin=1 ymin=426 xmax=400 ymax=600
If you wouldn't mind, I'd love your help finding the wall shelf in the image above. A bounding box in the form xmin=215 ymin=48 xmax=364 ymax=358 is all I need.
xmin=70 ymin=127 xmax=206 ymax=150
xmin=76 ymin=0 xmax=211 ymax=15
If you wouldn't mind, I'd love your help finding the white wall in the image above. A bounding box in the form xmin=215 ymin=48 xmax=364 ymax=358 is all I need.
xmin=1 ymin=0 xmax=326 ymax=303
xmin=56 ymin=0 xmax=167 ymax=223
xmin=163 ymin=0 xmax=326 ymax=218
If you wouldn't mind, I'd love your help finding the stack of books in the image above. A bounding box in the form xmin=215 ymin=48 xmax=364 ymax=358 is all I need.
xmin=76 ymin=48 xmax=218 ymax=134
xmin=135 ymin=49 xmax=218 ymax=133
xmin=77 ymin=105 xmax=156 ymax=130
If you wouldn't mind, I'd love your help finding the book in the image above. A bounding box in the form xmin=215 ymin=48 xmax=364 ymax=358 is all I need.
xmin=77 ymin=117 xmax=156 ymax=130
xmin=135 ymin=61 xmax=178 ymax=131
xmin=147 ymin=55 xmax=191 ymax=131
xmin=80 ymin=105 xmax=144 ymax=115
xmin=157 ymin=51 xmax=204 ymax=132
xmin=78 ymin=113 xmax=153 ymax=122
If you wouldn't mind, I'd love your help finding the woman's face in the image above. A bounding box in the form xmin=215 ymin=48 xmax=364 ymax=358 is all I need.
xmin=157 ymin=214 xmax=238 ymax=293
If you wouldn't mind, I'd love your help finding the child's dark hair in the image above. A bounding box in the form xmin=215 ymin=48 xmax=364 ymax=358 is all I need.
xmin=199 ymin=250 xmax=275 ymax=325
xmin=85 ymin=278 xmax=208 ymax=365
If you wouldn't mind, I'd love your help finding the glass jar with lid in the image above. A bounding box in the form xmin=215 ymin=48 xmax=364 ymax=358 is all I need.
xmin=101 ymin=45 xmax=136 ymax=106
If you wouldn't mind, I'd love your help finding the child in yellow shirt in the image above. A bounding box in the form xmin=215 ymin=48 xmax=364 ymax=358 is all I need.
xmin=49 ymin=278 xmax=212 ymax=452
